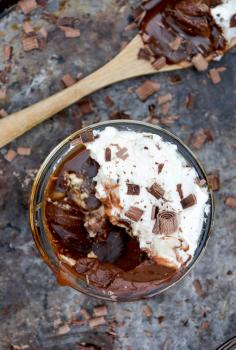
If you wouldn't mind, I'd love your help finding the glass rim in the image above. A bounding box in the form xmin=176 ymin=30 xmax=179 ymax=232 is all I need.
xmin=29 ymin=120 xmax=215 ymax=301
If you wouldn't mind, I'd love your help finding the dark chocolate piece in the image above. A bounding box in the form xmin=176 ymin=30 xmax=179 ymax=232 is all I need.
xmin=105 ymin=147 xmax=111 ymax=161
xmin=125 ymin=207 xmax=144 ymax=222
xmin=159 ymin=211 xmax=178 ymax=234
xmin=225 ymin=197 xmax=236 ymax=210
xmin=176 ymin=183 xmax=184 ymax=200
xmin=158 ymin=163 xmax=164 ymax=174
xmin=151 ymin=205 xmax=159 ymax=220
xmin=181 ymin=194 xmax=197 ymax=209
xmin=148 ymin=182 xmax=165 ymax=199
xmin=80 ymin=129 xmax=94 ymax=143
xmin=127 ymin=184 xmax=140 ymax=195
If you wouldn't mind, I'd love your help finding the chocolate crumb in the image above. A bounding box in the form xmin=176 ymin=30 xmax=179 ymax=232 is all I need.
xmin=105 ymin=147 xmax=111 ymax=162
xmin=148 ymin=183 xmax=165 ymax=199
xmin=169 ymin=74 xmax=182 ymax=85
xmin=158 ymin=316 xmax=165 ymax=324
xmin=176 ymin=184 xmax=184 ymax=200
xmin=159 ymin=211 xmax=178 ymax=234
xmin=181 ymin=194 xmax=197 ymax=209
xmin=192 ymin=129 xmax=214 ymax=150
xmin=196 ymin=178 xmax=207 ymax=187
xmin=109 ymin=111 xmax=130 ymax=120
xmin=207 ymin=171 xmax=220 ymax=191
xmin=125 ymin=207 xmax=144 ymax=222
xmin=192 ymin=54 xmax=208 ymax=71
xmin=158 ymin=93 xmax=172 ymax=106
xmin=193 ymin=279 xmax=204 ymax=297
xmin=127 ymin=184 xmax=140 ymax=195
xmin=225 ymin=197 xmax=236 ymax=210
xmin=209 ymin=68 xmax=221 ymax=85
xmin=80 ymin=129 xmax=94 ymax=143
xmin=230 ymin=14 xmax=236 ymax=27
xmin=151 ymin=205 xmax=159 ymax=220
xmin=135 ymin=80 xmax=160 ymax=101
xmin=3 ymin=45 xmax=12 ymax=62
xmin=143 ymin=305 xmax=153 ymax=318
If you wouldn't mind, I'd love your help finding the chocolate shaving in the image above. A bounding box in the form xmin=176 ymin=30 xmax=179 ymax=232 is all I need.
xmin=192 ymin=128 xmax=214 ymax=150
xmin=78 ymin=99 xmax=93 ymax=115
xmin=105 ymin=147 xmax=111 ymax=162
xmin=80 ymin=129 xmax=94 ymax=143
xmin=169 ymin=36 xmax=182 ymax=51
xmin=159 ymin=211 xmax=178 ymax=234
xmin=17 ymin=147 xmax=31 ymax=156
xmin=196 ymin=178 xmax=207 ymax=187
xmin=191 ymin=54 xmax=208 ymax=72
xmin=152 ymin=218 xmax=160 ymax=234
xmin=230 ymin=14 xmax=236 ymax=27
xmin=22 ymin=35 xmax=39 ymax=52
xmin=4 ymin=149 xmax=17 ymax=162
xmin=181 ymin=194 xmax=197 ymax=209
xmin=152 ymin=56 xmax=166 ymax=70
xmin=138 ymin=48 xmax=151 ymax=61
xmin=185 ymin=93 xmax=195 ymax=109
xmin=104 ymin=95 xmax=114 ymax=107
xmin=176 ymin=184 xmax=184 ymax=200
xmin=209 ymin=68 xmax=221 ymax=85
xmin=18 ymin=0 xmax=38 ymax=14
xmin=135 ymin=80 xmax=160 ymax=101
xmin=148 ymin=183 xmax=165 ymax=199
xmin=3 ymin=45 xmax=12 ymax=62
xmin=158 ymin=163 xmax=164 ymax=174
xmin=61 ymin=74 xmax=76 ymax=87
xmin=127 ymin=184 xmax=140 ymax=195
xmin=109 ymin=111 xmax=130 ymax=120
xmin=125 ymin=207 xmax=144 ymax=222
xmin=59 ymin=26 xmax=81 ymax=38
xmin=207 ymin=171 xmax=220 ymax=191
xmin=0 ymin=89 xmax=7 ymax=101
xmin=116 ymin=147 xmax=128 ymax=160
xmin=225 ymin=197 xmax=236 ymax=210
xmin=169 ymin=74 xmax=182 ymax=85
xmin=158 ymin=93 xmax=172 ymax=106
xmin=151 ymin=205 xmax=159 ymax=220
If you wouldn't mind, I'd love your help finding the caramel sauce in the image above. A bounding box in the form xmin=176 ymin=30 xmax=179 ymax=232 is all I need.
xmin=140 ymin=0 xmax=226 ymax=64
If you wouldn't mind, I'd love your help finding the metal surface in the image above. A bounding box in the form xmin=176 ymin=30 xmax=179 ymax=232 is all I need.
xmin=0 ymin=1 xmax=236 ymax=349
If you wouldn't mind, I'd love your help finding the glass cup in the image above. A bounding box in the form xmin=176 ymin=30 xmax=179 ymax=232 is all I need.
xmin=29 ymin=120 xmax=214 ymax=301
xmin=217 ymin=337 xmax=236 ymax=350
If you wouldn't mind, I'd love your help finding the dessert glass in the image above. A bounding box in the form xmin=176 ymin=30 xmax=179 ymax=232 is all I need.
xmin=217 ymin=337 xmax=236 ymax=350
xmin=29 ymin=120 xmax=214 ymax=301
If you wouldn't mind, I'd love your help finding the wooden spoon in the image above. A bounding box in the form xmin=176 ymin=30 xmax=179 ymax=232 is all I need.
xmin=0 ymin=34 xmax=235 ymax=148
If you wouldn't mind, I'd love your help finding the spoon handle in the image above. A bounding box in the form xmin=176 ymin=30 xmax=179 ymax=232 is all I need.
xmin=0 ymin=34 xmax=198 ymax=148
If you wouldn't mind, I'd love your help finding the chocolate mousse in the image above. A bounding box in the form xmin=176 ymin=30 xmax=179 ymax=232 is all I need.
xmin=138 ymin=0 xmax=236 ymax=65
xmin=43 ymin=127 xmax=210 ymax=295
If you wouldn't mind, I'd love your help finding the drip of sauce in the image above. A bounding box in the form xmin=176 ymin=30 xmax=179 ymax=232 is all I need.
xmin=43 ymin=145 xmax=176 ymax=294
xmin=140 ymin=0 xmax=226 ymax=64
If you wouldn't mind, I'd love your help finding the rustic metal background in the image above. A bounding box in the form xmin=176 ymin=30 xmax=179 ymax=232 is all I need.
xmin=0 ymin=1 xmax=236 ymax=349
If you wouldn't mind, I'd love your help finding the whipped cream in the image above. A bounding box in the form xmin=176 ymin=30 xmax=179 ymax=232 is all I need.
xmin=86 ymin=127 xmax=209 ymax=269
xmin=211 ymin=0 xmax=236 ymax=45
